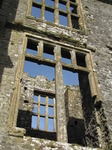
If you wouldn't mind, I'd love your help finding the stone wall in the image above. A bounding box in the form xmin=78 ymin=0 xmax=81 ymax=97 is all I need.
xmin=0 ymin=0 xmax=112 ymax=149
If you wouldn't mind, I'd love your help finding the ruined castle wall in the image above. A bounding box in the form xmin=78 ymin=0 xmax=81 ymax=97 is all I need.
xmin=0 ymin=0 xmax=112 ymax=149
xmin=82 ymin=0 xmax=112 ymax=142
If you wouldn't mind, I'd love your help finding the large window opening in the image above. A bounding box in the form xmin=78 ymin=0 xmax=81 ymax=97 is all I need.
xmin=16 ymin=37 xmax=99 ymax=147
xmin=62 ymin=68 xmax=79 ymax=86
xmin=24 ymin=60 xmax=55 ymax=80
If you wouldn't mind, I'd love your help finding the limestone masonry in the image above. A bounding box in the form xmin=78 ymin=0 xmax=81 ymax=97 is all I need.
xmin=0 ymin=0 xmax=112 ymax=149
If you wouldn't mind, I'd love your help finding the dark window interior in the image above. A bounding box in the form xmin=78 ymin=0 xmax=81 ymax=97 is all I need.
xmin=76 ymin=53 xmax=86 ymax=67
xmin=61 ymin=48 xmax=71 ymax=64
xmin=71 ymin=15 xmax=79 ymax=29
xmin=26 ymin=39 xmax=38 ymax=55
xmin=43 ymin=43 xmax=54 ymax=60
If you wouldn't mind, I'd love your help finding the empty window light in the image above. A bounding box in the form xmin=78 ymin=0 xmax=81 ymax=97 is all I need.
xmin=45 ymin=0 xmax=55 ymax=7
xmin=59 ymin=13 xmax=68 ymax=26
xmin=32 ymin=116 xmax=37 ymax=129
xmin=40 ymin=105 xmax=45 ymax=115
xmin=48 ymin=118 xmax=54 ymax=131
xmin=76 ymin=53 xmax=86 ymax=67
xmin=71 ymin=16 xmax=79 ymax=29
xmin=26 ymin=40 xmax=38 ymax=56
xmin=43 ymin=43 xmax=54 ymax=60
xmin=48 ymin=107 xmax=54 ymax=116
xmin=45 ymin=9 xmax=54 ymax=22
xmin=31 ymin=5 xmax=41 ymax=18
xmin=61 ymin=49 xmax=71 ymax=64
xmin=70 ymin=4 xmax=77 ymax=14
xmin=49 ymin=97 xmax=53 ymax=105
xmin=63 ymin=69 xmax=79 ymax=86
xmin=59 ymin=2 xmax=66 ymax=11
xmin=35 ymin=0 xmax=42 ymax=3
xmin=24 ymin=60 xmax=55 ymax=80
xmin=33 ymin=95 xmax=38 ymax=103
xmin=39 ymin=117 xmax=45 ymax=130
xmin=32 ymin=104 xmax=38 ymax=113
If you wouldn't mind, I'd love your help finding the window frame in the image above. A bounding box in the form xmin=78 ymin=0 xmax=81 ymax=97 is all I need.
xmin=27 ymin=0 xmax=86 ymax=32
xmin=8 ymin=33 xmax=101 ymax=143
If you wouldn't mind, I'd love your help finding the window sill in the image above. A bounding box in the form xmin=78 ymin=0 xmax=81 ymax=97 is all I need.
xmin=8 ymin=127 xmax=26 ymax=137
xmin=26 ymin=15 xmax=83 ymax=33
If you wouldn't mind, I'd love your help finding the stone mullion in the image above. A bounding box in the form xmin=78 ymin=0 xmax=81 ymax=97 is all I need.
xmin=71 ymin=50 xmax=77 ymax=66
xmin=37 ymin=95 xmax=40 ymax=129
xmin=67 ymin=0 xmax=72 ymax=27
xmin=41 ymin=0 xmax=45 ymax=20
xmin=55 ymin=45 xmax=68 ymax=142
xmin=45 ymin=96 xmax=48 ymax=131
xmin=38 ymin=40 xmax=43 ymax=57
xmin=53 ymin=98 xmax=56 ymax=132
xmin=54 ymin=0 xmax=59 ymax=24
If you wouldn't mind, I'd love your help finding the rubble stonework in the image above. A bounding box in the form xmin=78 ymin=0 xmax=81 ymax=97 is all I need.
xmin=0 ymin=0 xmax=112 ymax=149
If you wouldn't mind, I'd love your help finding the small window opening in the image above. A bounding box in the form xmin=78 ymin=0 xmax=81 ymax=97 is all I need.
xmin=76 ymin=53 xmax=86 ymax=67
xmin=49 ymin=97 xmax=53 ymax=105
xmin=61 ymin=49 xmax=71 ymax=64
xmin=32 ymin=116 xmax=37 ymax=129
xmin=59 ymin=13 xmax=68 ymax=26
xmin=40 ymin=105 xmax=45 ymax=114
xmin=45 ymin=9 xmax=54 ymax=22
xmin=35 ymin=0 xmax=42 ymax=3
xmin=40 ymin=96 xmax=46 ymax=103
xmin=33 ymin=95 xmax=38 ymax=102
xmin=70 ymin=4 xmax=77 ymax=14
xmin=48 ymin=107 xmax=53 ymax=116
xmin=32 ymin=104 xmax=38 ymax=113
xmin=45 ymin=0 xmax=54 ymax=7
xmin=63 ymin=69 xmax=79 ymax=86
xmin=24 ymin=60 xmax=55 ymax=80
xmin=26 ymin=39 xmax=38 ymax=55
xmin=43 ymin=43 xmax=54 ymax=60
xmin=71 ymin=15 xmax=79 ymax=29
xmin=31 ymin=5 xmax=41 ymax=18
xmin=59 ymin=2 xmax=66 ymax=11
xmin=48 ymin=118 xmax=54 ymax=131
xmin=39 ymin=117 xmax=45 ymax=130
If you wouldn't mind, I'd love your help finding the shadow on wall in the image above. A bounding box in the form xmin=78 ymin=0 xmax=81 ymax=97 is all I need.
xmin=17 ymin=109 xmax=57 ymax=141
xmin=0 ymin=0 xmax=20 ymax=85
xmin=67 ymin=117 xmax=86 ymax=146
xmin=79 ymin=72 xmax=99 ymax=148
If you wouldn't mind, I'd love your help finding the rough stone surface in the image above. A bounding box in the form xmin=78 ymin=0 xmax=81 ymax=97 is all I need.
xmin=0 ymin=0 xmax=112 ymax=149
